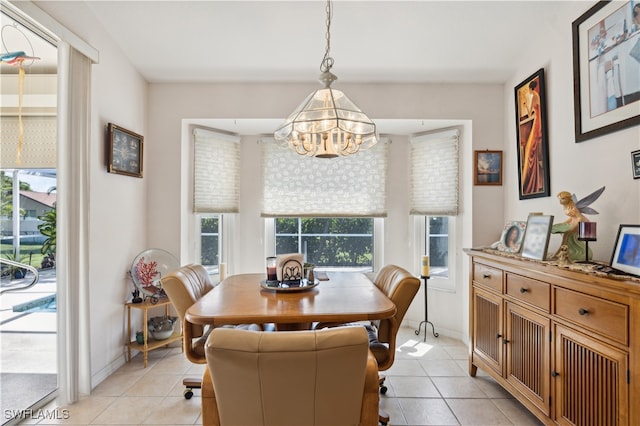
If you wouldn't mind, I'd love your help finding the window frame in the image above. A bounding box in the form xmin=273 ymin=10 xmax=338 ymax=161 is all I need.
xmin=265 ymin=217 xmax=384 ymax=272
xmin=195 ymin=213 xmax=221 ymax=274
xmin=413 ymin=215 xmax=456 ymax=292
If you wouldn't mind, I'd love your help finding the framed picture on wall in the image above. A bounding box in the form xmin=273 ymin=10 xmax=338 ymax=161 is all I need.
xmin=107 ymin=123 xmax=143 ymax=178
xmin=514 ymin=68 xmax=551 ymax=200
xmin=474 ymin=150 xmax=503 ymax=186
xmin=572 ymin=1 xmax=640 ymax=142
xmin=520 ymin=214 xmax=554 ymax=261
xmin=632 ymin=150 xmax=640 ymax=179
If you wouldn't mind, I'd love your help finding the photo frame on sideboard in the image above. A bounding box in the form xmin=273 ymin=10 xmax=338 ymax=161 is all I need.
xmin=493 ymin=221 xmax=527 ymax=253
xmin=521 ymin=215 xmax=554 ymax=261
xmin=514 ymin=68 xmax=550 ymax=199
xmin=107 ymin=123 xmax=144 ymax=178
xmin=571 ymin=1 xmax=640 ymax=142
xmin=610 ymin=224 xmax=640 ymax=277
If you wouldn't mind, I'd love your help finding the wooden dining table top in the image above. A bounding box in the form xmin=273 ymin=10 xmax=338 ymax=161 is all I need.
xmin=185 ymin=272 xmax=396 ymax=327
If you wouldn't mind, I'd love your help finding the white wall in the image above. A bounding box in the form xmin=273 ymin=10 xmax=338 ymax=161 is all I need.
xmin=503 ymin=1 xmax=640 ymax=262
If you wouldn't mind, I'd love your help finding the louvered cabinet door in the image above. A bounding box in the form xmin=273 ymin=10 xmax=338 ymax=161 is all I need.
xmin=472 ymin=286 xmax=504 ymax=376
xmin=554 ymin=324 xmax=628 ymax=426
xmin=505 ymin=302 xmax=550 ymax=416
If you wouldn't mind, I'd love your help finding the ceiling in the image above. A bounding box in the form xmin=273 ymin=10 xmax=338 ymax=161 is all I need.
xmin=81 ymin=0 xmax=572 ymax=85
xmin=2 ymin=0 xmax=576 ymax=135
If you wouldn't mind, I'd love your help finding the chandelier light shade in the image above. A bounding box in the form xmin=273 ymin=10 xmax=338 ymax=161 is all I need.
xmin=274 ymin=0 xmax=378 ymax=159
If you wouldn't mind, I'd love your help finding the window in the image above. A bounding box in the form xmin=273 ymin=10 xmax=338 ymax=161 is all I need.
xmin=198 ymin=214 xmax=220 ymax=271
xmin=410 ymin=128 xmax=460 ymax=290
xmin=426 ymin=216 xmax=449 ymax=278
xmin=274 ymin=217 xmax=374 ymax=271
xmin=192 ymin=128 xmax=240 ymax=274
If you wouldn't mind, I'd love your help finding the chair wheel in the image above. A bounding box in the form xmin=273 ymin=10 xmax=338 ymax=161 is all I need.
xmin=380 ymin=385 xmax=388 ymax=394
xmin=184 ymin=389 xmax=194 ymax=399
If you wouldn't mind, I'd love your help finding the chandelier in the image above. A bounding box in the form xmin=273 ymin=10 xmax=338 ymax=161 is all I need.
xmin=274 ymin=0 xmax=378 ymax=159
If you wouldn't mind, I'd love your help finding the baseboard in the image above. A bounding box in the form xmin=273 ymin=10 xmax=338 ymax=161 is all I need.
xmin=91 ymin=353 xmax=127 ymax=390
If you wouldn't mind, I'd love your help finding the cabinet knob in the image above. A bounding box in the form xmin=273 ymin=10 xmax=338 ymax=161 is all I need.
xmin=496 ymin=333 xmax=502 ymax=338
xmin=551 ymin=371 xmax=560 ymax=377
xmin=483 ymin=273 xmax=491 ymax=279
xmin=503 ymin=338 xmax=509 ymax=344
xmin=578 ymin=308 xmax=589 ymax=315
xmin=520 ymin=287 xmax=528 ymax=293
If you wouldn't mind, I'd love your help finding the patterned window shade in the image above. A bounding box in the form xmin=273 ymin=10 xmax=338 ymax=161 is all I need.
xmin=193 ymin=128 xmax=240 ymax=213
xmin=261 ymin=138 xmax=388 ymax=217
xmin=410 ymin=129 xmax=459 ymax=216
xmin=0 ymin=116 xmax=57 ymax=168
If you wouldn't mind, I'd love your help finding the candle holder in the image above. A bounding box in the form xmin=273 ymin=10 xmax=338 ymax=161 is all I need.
xmin=577 ymin=222 xmax=596 ymax=264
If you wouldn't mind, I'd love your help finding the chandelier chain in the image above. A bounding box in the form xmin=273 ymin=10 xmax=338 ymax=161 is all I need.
xmin=320 ymin=0 xmax=334 ymax=73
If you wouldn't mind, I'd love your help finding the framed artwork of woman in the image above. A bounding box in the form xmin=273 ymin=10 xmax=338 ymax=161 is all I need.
xmin=514 ymin=69 xmax=551 ymax=200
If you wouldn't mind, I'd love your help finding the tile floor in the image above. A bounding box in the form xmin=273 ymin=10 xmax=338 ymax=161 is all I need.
xmin=24 ymin=326 xmax=542 ymax=425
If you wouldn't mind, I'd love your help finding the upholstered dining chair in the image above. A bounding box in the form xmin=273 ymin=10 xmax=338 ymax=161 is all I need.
xmin=201 ymin=326 xmax=380 ymax=426
xmin=161 ymin=263 xmax=260 ymax=399
xmin=316 ymin=264 xmax=420 ymax=425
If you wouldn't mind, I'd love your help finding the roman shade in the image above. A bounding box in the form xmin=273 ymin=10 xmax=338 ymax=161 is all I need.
xmin=410 ymin=128 xmax=459 ymax=216
xmin=193 ymin=128 xmax=240 ymax=213
xmin=261 ymin=138 xmax=388 ymax=217
xmin=0 ymin=116 xmax=57 ymax=168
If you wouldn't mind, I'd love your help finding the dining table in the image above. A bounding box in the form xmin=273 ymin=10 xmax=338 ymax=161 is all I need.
xmin=185 ymin=271 xmax=397 ymax=330
xmin=185 ymin=271 xmax=395 ymax=425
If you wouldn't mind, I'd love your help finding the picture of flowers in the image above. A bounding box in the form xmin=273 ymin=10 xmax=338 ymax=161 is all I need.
xmin=514 ymin=68 xmax=550 ymax=200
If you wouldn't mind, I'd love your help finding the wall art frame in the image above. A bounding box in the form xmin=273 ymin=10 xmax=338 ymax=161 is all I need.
xmin=514 ymin=68 xmax=551 ymax=200
xmin=520 ymin=214 xmax=554 ymax=261
xmin=632 ymin=149 xmax=640 ymax=179
xmin=107 ymin=123 xmax=143 ymax=178
xmin=610 ymin=224 xmax=640 ymax=277
xmin=474 ymin=150 xmax=503 ymax=186
xmin=572 ymin=1 xmax=640 ymax=142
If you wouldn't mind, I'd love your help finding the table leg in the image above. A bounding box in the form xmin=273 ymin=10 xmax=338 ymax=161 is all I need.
xmin=414 ymin=276 xmax=438 ymax=341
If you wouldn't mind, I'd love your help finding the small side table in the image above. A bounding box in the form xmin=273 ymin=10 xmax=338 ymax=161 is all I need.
xmin=415 ymin=275 xmax=438 ymax=341
xmin=126 ymin=298 xmax=182 ymax=368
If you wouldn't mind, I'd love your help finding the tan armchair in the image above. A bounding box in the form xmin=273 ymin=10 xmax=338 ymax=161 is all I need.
xmin=202 ymin=326 xmax=380 ymax=426
xmin=161 ymin=264 xmax=260 ymax=399
xmin=316 ymin=264 xmax=420 ymax=425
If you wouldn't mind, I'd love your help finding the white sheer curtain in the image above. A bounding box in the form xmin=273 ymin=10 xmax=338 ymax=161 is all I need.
xmin=410 ymin=129 xmax=460 ymax=216
xmin=56 ymin=41 xmax=92 ymax=403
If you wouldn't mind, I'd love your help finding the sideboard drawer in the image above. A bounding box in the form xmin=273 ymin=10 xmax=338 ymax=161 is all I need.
xmin=506 ymin=273 xmax=550 ymax=312
xmin=473 ymin=263 xmax=503 ymax=293
xmin=554 ymin=287 xmax=628 ymax=345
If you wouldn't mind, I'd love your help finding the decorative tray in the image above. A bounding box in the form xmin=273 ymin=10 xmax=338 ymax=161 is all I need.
xmin=259 ymin=279 xmax=319 ymax=292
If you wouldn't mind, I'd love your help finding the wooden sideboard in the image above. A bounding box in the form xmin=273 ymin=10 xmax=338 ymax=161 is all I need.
xmin=465 ymin=249 xmax=640 ymax=426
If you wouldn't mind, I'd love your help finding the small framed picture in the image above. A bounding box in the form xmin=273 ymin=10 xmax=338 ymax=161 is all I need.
xmin=610 ymin=224 xmax=640 ymax=277
xmin=107 ymin=123 xmax=143 ymax=178
xmin=494 ymin=221 xmax=527 ymax=253
xmin=474 ymin=150 xmax=503 ymax=186
xmin=520 ymin=214 xmax=554 ymax=261
xmin=632 ymin=150 xmax=640 ymax=179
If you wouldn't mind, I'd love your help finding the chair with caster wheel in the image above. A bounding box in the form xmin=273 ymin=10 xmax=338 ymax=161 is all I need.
xmin=162 ymin=264 xmax=261 ymax=400
xmin=316 ymin=264 xmax=420 ymax=425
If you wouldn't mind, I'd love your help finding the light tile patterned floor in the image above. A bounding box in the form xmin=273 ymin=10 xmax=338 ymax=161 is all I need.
xmin=26 ymin=327 xmax=542 ymax=425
